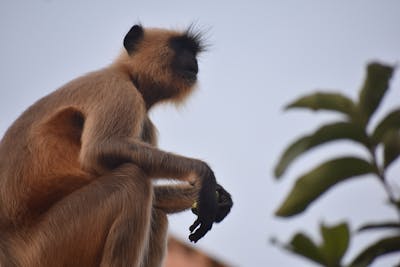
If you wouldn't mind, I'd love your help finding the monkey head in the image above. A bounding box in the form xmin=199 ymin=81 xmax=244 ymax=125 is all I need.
xmin=118 ymin=24 xmax=206 ymax=108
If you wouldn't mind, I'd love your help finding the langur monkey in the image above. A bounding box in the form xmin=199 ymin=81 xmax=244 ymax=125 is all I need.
xmin=0 ymin=24 xmax=232 ymax=267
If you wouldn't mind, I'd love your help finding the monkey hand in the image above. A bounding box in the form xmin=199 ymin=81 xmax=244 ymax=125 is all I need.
xmin=192 ymin=184 xmax=233 ymax=223
xmin=214 ymin=184 xmax=233 ymax=222
xmin=189 ymin=168 xmax=218 ymax=243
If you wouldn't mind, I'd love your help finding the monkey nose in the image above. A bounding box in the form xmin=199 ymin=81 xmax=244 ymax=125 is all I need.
xmin=178 ymin=57 xmax=198 ymax=81
xmin=187 ymin=61 xmax=198 ymax=76
xmin=183 ymin=56 xmax=198 ymax=75
xmin=188 ymin=52 xmax=198 ymax=72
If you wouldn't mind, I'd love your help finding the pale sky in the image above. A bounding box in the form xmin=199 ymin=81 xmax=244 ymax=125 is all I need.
xmin=1 ymin=1 xmax=400 ymax=266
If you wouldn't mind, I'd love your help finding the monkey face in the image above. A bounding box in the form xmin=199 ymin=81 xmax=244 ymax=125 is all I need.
xmin=169 ymin=29 xmax=205 ymax=84
xmin=170 ymin=44 xmax=198 ymax=83
xmin=122 ymin=25 xmax=206 ymax=106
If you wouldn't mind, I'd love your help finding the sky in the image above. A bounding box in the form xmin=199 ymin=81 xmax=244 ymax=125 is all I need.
xmin=1 ymin=1 xmax=400 ymax=266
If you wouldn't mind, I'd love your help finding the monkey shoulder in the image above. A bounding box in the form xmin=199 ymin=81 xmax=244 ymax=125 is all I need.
xmin=42 ymin=69 xmax=146 ymax=120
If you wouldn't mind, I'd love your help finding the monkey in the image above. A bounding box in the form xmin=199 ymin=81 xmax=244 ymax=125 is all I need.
xmin=0 ymin=24 xmax=233 ymax=267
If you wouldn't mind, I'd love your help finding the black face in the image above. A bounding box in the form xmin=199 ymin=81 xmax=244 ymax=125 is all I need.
xmin=171 ymin=45 xmax=199 ymax=81
xmin=170 ymin=30 xmax=205 ymax=82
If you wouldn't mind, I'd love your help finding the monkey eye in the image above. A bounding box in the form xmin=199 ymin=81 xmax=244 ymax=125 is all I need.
xmin=170 ymin=35 xmax=201 ymax=55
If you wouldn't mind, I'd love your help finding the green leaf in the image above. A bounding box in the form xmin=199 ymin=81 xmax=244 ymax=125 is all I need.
xmin=288 ymin=233 xmax=325 ymax=265
xmin=274 ymin=122 xmax=369 ymax=178
xmin=275 ymin=157 xmax=375 ymax=217
xmin=358 ymin=221 xmax=400 ymax=232
xmin=281 ymin=222 xmax=351 ymax=267
xmin=358 ymin=62 xmax=394 ymax=122
xmin=274 ymin=136 xmax=311 ymax=178
xmin=320 ymin=222 xmax=350 ymax=266
xmin=349 ymin=236 xmax=400 ymax=267
xmin=383 ymin=130 xmax=400 ymax=168
xmin=372 ymin=108 xmax=400 ymax=144
xmin=286 ymin=92 xmax=356 ymax=117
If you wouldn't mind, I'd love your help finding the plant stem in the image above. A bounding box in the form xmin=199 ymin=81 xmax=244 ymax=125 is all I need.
xmin=369 ymin=147 xmax=400 ymax=220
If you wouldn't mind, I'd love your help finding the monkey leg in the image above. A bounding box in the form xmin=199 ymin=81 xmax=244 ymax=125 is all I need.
xmin=153 ymin=184 xmax=198 ymax=213
xmin=139 ymin=185 xmax=198 ymax=267
xmin=141 ymin=208 xmax=168 ymax=267
xmin=13 ymin=163 xmax=152 ymax=267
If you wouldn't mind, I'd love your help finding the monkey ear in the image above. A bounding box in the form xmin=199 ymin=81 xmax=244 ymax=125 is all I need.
xmin=123 ymin=25 xmax=144 ymax=54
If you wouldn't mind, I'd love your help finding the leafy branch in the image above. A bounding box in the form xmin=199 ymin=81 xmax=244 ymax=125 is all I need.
xmin=273 ymin=62 xmax=400 ymax=266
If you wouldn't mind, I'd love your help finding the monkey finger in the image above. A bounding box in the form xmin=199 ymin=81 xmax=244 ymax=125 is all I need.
xmin=216 ymin=185 xmax=232 ymax=203
xmin=215 ymin=206 xmax=232 ymax=223
xmin=189 ymin=219 xmax=201 ymax=232
xmin=189 ymin=223 xmax=212 ymax=243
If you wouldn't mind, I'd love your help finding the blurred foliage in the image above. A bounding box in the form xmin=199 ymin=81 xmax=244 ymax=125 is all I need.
xmin=273 ymin=62 xmax=400 ymax=266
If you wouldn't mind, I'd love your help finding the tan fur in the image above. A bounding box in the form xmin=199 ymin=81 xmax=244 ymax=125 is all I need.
xmin=0 ymin=26 xmax=213 ymax=267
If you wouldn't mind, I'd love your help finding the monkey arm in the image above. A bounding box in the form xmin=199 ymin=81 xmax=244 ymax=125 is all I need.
xmin=95 ymin=139 xmax=218 ymax=242
xmin=124 ymin=145 xmax=217 ymax=242
xmin=79 ymin=90 xmax=218 ymax=242
xmin=79 ymin=87 xmax=209 ymax=181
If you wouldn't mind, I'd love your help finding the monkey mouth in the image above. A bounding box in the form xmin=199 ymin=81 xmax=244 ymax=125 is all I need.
xmin=180 ymin=70 xmax=197 ymax=82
